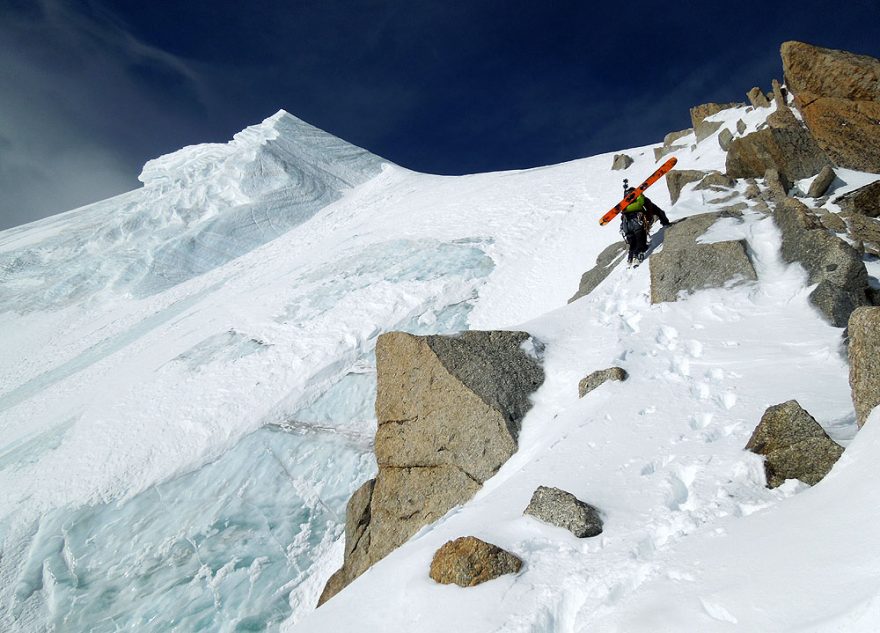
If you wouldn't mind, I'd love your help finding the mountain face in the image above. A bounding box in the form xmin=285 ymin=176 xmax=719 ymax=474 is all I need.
xmin=1 ymin=111 xmax=386 ymax=312
xmin=3 ymin=46 xmax=880 ymax=632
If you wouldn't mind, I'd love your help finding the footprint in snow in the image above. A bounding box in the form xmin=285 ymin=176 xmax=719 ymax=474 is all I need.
xmin=706 ymin=367 xmax=724 ymax=383
xmin=655 ymin=325 xmax=679 ymax=350
xmin=689 ymin=412 xmax=713 ymax=430
xmin=687 ymin=339 xmax=703 ymax=358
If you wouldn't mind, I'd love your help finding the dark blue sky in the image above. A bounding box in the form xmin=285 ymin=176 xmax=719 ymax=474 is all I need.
xmin=1 ymin=0 xmax=878 ymax=229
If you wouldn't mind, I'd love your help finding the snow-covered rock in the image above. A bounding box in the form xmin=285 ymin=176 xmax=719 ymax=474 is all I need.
xmin=649 ymin=211 xmax=757 ymax=303
xmin=321 ymin=330 xmax=544 ymax=603
xmin=775 ymin=197 xmax=872 ymax=326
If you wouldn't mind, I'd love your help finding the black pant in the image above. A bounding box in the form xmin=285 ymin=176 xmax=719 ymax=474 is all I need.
xmin=625 ymin=228 xmax=647 ymax=261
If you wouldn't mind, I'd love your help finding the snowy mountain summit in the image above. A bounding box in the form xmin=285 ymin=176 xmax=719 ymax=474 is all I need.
xmin=2 ymin=42 xmax=880 ymax=633
xmin=1 ymin=110 xmax=386 ymax=312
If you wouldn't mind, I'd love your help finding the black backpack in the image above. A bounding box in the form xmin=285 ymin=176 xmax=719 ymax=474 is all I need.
xmin=620 ymin=211 xmax=645 ymax=239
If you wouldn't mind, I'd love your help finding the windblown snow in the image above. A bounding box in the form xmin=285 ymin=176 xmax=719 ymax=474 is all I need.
xmin=1 ymin=108 xmax=878 ymax=632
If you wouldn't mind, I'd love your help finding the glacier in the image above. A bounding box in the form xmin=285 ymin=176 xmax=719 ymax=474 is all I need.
xmin=2 ymin=104 xmax=880 ymax=633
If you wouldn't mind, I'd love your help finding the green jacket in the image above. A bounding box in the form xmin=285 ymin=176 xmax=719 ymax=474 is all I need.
xmin=624 ymin=194 xmax=646 ymax=213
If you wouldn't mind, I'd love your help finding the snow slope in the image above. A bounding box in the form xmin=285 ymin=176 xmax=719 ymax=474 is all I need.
xmin=1 ymin=106 xmax=878 ymax=632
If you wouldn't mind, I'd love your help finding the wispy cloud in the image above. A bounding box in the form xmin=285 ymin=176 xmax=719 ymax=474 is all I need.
xmin=0 ymin=0 xmax=207 ymax=230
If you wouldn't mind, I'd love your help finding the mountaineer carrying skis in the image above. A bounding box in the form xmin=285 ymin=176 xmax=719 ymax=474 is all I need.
xmin=619 ymin=185 xmax=671 ymax=265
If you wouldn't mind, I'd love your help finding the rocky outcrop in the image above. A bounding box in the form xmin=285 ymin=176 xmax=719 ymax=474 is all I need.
xmin=747 ymin=87 xmax=771 ymax=108
xmin=771 ymin=79 xmax=789 ymax=109
xmin=665 ymin=129 xmax=693 ymax=146
xmin=848 ymin=307 xmax=880 ymax=428
xmin=649 ymin=211 xmax=757 ymax=304
xmin=690 ymin=103 xmax=744 ymax=143
xmin=694 ymin=171 xmax=736 ymax=192
xmin=745 ymin=400 xmax=844 ymax=488
xmin=568 ymin=242 xmax=626 ymax=302
xmin=654 ymin=129 xmax=692 ymax=161
xmin=429 ymin=537 xmax=522 ymax=587
xmin=835 ymin=180 xmax=880 ymax=218
xmin=774 ymin=198 xmax=872 ymax=327
xmin=781 ymin=41 xmax=880 ymax=102
xmin=725 ymin=123 xmax=830 ymax=184
xmin=690 ymin=102 xmax=742 ymax=128
xmin=819 ymin=212 xmax=847 ymax=233
xmin=578 ymin=366 xmax=628 ymax=398
xmin=795 ymin=96 xmax=880 ymax=173
xmin=695 ymin=120 xmax=723 ymax=143
xmin=319 ymin=330 xmax=544 ymax=604
xmin=807 ymin=165 xmax=836 ymax=198
xmin=523 ymin=486 xmax=603 ymax=538
xmin=666 ymin=169 xmax=707 ymax=205
xmin=764 ymin=168 xmax=791 ymax=202
xmin=612 ymin=153 xmax=634 ymax=170
xmin=782 ymin=41 xmax=880 ymax=173
xmin=846 ymin=215 xmax=880 ymax=255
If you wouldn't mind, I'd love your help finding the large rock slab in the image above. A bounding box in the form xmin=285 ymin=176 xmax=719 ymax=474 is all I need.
xmin=774 ymin=198 xmax=872 ymax=326
xmin=568 ymin=242 xmax=626 ymax=302
xmin=375 ymin=331 xmax=544 ymax=479
xmin=524 ymin=486 xmax=603 ymax=538
xmin=320 ymin=329 xmax=544 ymax=604
xmin=848 ymin=307 xmax=880 ymax=427
xmin=429 ymin=537 xmax=522 ymax=587
xmin=781 ymin=40 xmax=880 ymax=102
xmin=796 ymin=95 xmax=880 ymax=173
xmin=725 ymin=125 xmax=831 ymax=184
xmin=781 ymin=41 xmax=880 ymax=173
xmin=666 ymin=169 xmax=707 ymax=205
xmin=649 ymin=212 xmax=757 ymax=304
xmin=746 ymin=400 xmax=843 ymax=488
xmin=835 ymin=180 xmax=880 ymax=218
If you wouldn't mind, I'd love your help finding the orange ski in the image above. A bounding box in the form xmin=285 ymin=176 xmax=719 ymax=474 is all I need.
xmin=599 ymin=156 xmax=678 ymax=226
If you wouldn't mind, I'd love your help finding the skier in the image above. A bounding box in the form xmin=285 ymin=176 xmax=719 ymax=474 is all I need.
xmin=619 ymin=185 xmax=671 ymax=265
xmin=620 ymin=192 xmax=649 ymax=265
